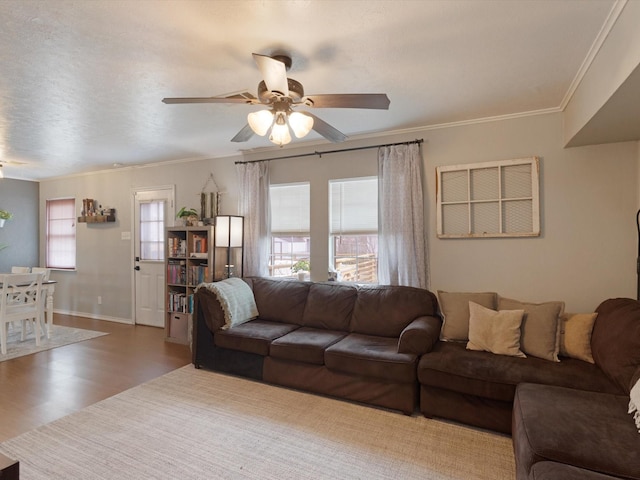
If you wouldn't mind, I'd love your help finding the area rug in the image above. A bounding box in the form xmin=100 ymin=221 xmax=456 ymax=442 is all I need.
xmin=0 ymin=324 xmax=108 ymax=362
xmin=0 ymin=366 xmax=515 ymax=480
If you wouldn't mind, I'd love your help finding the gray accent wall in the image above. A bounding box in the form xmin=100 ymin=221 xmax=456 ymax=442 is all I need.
xmin=39 ymin=111 xmax=639 ymax=323
xmin=0 ymin=178 xmax=39 ymax=272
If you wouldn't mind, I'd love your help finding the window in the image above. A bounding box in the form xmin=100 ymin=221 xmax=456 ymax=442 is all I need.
xmin=139 ymin=200 xmax=165 ymax=261
xmin=46 ymin=198 xmax=76 ymax=269
xmin=436 ymin=157 xmax=540 ymax=238
xmin=330 ymin=177 xmax=378 ymax=283
xmin=269 ymin=183 xmax=310 ymax=278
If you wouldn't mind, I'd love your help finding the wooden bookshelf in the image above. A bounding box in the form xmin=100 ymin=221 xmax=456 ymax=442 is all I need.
xmin=165 ymin=226 xmax=214 ymax=344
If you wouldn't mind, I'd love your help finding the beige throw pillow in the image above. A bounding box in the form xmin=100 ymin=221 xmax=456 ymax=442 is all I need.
xmin=498 ymin=297 xmax=564 ymax=362
xmin=559 ymin=312 xmax=597 ymax=363
xmin=466 ymin=302 xmax=526 ymax=357
xmin=438 ymin=291 xmax=497 ymax=342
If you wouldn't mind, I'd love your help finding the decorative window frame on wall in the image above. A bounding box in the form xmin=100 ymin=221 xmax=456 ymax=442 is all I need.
xmin=436 ymin=157 xmax=540 ymax=238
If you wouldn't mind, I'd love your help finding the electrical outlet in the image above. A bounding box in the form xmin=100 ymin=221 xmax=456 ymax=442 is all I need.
xmin=98 ymin=296 xmax=102 ymax=305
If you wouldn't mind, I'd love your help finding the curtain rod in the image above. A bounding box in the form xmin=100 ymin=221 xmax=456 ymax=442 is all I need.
xmin=234 ymin=138 xmax=424 ymax=164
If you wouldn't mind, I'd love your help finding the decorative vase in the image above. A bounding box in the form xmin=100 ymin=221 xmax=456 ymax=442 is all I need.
xmin=0 ymin=219 xmax=5 ymax=228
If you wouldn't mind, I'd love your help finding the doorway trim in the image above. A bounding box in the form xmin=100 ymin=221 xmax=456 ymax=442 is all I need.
xmin=130 ymin=185 xmax=176 ymax=325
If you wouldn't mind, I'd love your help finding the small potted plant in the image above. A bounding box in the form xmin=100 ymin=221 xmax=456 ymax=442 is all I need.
xmin=0 ymin=209 xmax=12 ymax=228
xmin=176 ymin=207 xmax=199 ymax=226
xmin=292 ymin=259 xmax=310 ymax=281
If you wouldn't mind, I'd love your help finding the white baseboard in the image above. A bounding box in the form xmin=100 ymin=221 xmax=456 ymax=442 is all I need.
xmin=53 ymin=309 xmax=134 ymax=325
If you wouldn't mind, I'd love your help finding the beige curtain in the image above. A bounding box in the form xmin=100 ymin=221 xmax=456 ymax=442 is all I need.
xmin=236 ymin=161 xmax=270 ymax=277
xmin=378 ymin=143 xmax=428 ymax=288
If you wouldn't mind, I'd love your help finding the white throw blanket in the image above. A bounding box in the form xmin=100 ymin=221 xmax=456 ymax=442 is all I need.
xmin=196 ymin=278 xmax=258 ymax=329
xmin=630 ymin=378 xmax=640 ymax=433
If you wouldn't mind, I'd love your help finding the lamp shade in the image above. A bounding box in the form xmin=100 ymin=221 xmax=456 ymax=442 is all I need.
xmin=269 ymin=120 xmax=292 ymax=146
xmin=215 ymin=215 xmax=243 ymax=247
xmin=247 ymin=110 xmax=274 ymax=136
xmin=288 ymin=112 xmax=314 ymax=138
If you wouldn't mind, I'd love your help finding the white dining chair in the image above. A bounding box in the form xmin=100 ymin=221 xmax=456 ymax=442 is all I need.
xmin=31 ymin=267 xmax=50 ymax=281
xmin=10 ymin=267 xmax=31 ymax=273
xmin=0 ymin=273 xmax=45 ymax=355
xmin=30 ymin=267 xmax=51 ymax=336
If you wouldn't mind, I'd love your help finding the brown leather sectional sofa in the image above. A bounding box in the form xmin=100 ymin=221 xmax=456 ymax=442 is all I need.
xmin=193 ymin=279 xmax=640 ymax=479
xmin=512 ymin=298 xmax=640 ymax=480
xmin=193 ymin=277 xmax=441 ymax=414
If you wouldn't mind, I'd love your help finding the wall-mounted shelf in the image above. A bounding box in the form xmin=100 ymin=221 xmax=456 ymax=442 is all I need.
xmin=78 ymin=198 xmax=115 ymax=224
xmin=78 ymin=212 xmax=116 ymax=223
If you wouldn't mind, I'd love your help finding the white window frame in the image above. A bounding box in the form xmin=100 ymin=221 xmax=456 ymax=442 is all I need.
xmin=436 ymin=157 xmax=540 ymax=238
xmin=269 ymin=182 xmax=310 ymax=278
xmin=329 ymin=176 xmax=379 ymax=283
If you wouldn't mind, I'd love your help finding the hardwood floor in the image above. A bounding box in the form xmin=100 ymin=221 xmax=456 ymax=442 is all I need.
xmin=0 ymin=314 xmax=191 ymax=442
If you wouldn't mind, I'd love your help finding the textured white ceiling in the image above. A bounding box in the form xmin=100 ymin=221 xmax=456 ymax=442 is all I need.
xmin=0 ymin=0 xmax=617 ymax=180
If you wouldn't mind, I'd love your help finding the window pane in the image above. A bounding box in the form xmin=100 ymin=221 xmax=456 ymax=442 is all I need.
xmin=332 ymin=234 xmax=378 ymax=283
xmin=269 ymin=235 xmax=310 ymax=278
xmin=271 ymin=183 xmax=310 ymax=233
xmin=269 ymin=183 xmax=310 ymax=277
xmin=330 ymin=177 xmax=378 ymax=234
xmin=139 ymin=200 xmax=165 ymax=261
xmin=46 ymin=198 xmax=76 ymax=269
xmin=329 ymin=177 xmax=378 ymax=283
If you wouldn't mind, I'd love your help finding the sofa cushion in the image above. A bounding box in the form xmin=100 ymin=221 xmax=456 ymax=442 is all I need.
xmin=438 ymin=291 xmax=497 ymax=341
xmin=466 ymin=302 xmax=525 ymax=357
xmin=592 ymin=298 xmax=640 ymax=394
xmin=350 ymin=285 xmax=437 ymax=337
xmin=418 ymin=342 xmax=620 ymax=402
xmin=498 ymin=297 xmax=564 ymax=362
xmin=529 ymin=462 xmax=626 ymax=480
xmin=214 ymin=319 xmax=299 ymax=356
xmin=513 ymin=383 xmax=640 ymax=480
xmin=301 ymin=282 xmax=357 ymax=331
xmin=325 ymin=333 xmax=417 ymax=383
xmin=559 ymin=312 xmax=597 ymax=364
xmin=270 ymin=327 xmax=346 ymax=365
xmin=251 ymin=278 xmax=310 ymax=326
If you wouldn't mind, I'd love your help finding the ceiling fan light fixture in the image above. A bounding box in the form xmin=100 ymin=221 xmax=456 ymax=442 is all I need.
xmin=269 ymin=112 xmax=292 ymax=146
xmin=247 ymin=109 xmax=274 ymax=136
xmin=288 ymin=111 xmax=314 ymax=138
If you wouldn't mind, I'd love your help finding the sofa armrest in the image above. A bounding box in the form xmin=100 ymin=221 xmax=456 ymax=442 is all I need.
xmin=398 ymin=315 xmax=442 ymax=355
xmin=194 ymin=289 xmax=226 ymax=332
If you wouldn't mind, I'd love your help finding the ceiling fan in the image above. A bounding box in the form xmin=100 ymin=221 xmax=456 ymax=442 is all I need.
xmin=162 ymin=53 xmax=390 ymax=146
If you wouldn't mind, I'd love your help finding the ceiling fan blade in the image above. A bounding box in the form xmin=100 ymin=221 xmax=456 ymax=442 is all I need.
xmin=230 ymin=124 xmax=255 ymax=143
xmin=303 ymin=93 xmax=390 ymax=110
xmin=162 ymin=96 xmax=258 ymax=105
xmin=304 ymin=112 xmax=347 ymax=143
xmin=252 ymin=53 xmax=289 ymax=97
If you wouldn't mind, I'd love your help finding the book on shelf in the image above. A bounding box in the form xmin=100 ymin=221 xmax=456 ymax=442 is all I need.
xmin=167 ymin=260 xmax=186 ymax=284
xmin=167 ymin=291 xmax=194 ymax=313
xmin=192 ymin=234 xmax=208 ymax=254
xmin=168 ymin=237 xmax=186 ymax=257
xmin=189 ymin=264 xmax=210 ymax=285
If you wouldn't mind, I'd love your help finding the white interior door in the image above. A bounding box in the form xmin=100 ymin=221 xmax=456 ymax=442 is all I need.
xmin=133 ymin=187 xmax=175 ymax=327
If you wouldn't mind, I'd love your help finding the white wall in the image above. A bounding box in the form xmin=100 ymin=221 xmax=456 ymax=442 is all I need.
xmin=425 ymin=113 xmax=636 ymax=312
xmin=40 ymin=111 xmax=638 ymax=321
